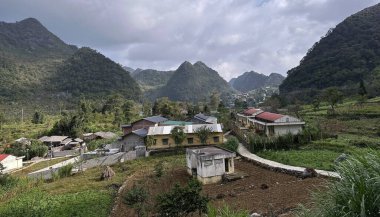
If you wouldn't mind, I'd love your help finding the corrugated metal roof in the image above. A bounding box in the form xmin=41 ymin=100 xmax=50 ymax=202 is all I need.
xmin=243 ymin=108 xmax=262 ymax=116
xmin=194 ymin=113 xmax=217 ymax=124
xmin=147 ymin=124 xmax=222 ymax=136
xmin=0 ymin=154 xmax=10 ymax=161
xmin=255 ymin=112 xmax=284 ymax=122
xmin=39 ymin=136 xmax=68 ymax=143
xmin=132 ymin=128 xmax=148 ymax=137
xmin=143 ymin=116 xmax=168 ymax=123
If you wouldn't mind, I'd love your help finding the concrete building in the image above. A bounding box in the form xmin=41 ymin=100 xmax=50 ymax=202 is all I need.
xmin=252 ymin=112 xmax=305 ymax=136
xmin=147 ymin=124 xmax=224 ymax=149
xmin=236 ymin=108 xmax=263 ymax=128
xmin=0 ymin=154 xmax=24 ymax=172
xmin=119 ymin=128 xmax=147 ymax=152
xmin=186 ymin=147 xmax=235 ymax=184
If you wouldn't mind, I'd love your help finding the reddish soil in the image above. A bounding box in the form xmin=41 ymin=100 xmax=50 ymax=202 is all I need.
xmin=111 ymin=159 xmax=327 ymax=217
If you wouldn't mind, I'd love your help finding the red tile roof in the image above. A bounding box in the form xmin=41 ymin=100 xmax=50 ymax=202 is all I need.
xmin=255 ymin=112 xmax=284 ymax=122
xmin=0 ymin=154 xmax=10 ymax=161
xmin=243 ymin=108 xmax=261 ymax=116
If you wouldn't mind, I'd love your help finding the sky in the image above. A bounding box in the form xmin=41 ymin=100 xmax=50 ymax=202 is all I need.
xmin=0 ymin=0 xmax=379 ymax=81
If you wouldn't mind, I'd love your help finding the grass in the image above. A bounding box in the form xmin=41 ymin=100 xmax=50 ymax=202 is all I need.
xmin=12 ymin=157 xmax=72 ymax=177
xmin=0 ymin=153 xmax=185 ymax=217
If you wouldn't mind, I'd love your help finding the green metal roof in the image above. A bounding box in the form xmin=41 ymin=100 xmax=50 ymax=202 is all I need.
xmin=161 ymin=121 xmax=193 ymax=126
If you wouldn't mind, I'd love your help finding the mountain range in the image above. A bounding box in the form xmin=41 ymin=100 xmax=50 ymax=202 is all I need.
xmin=280 ymin=3 xmax=380 ymax=100
xmin=229 ymin=71 xmax=284 ymax=92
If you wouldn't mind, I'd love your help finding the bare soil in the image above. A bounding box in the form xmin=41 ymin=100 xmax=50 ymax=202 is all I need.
xmin=112 ymin=159 xmax=327 ymax=217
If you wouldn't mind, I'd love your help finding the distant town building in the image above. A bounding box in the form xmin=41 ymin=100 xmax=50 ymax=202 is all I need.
xmin=0 ymin=154 xmax=24 ymax=172
xmin=186 ymin=147 xmax=235 ymax=184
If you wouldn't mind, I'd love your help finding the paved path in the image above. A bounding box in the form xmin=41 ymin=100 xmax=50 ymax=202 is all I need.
xmin=237 ymin=144 xmax=340 ymax=179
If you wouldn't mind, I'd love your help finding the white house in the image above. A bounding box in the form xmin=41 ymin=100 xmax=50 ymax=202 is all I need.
xmin=252 ymin=112 xmax=305 ymax=136
xmin=0 ymin=154 xmax=24 ymax=172
xmin=186 ymin=147 xmax=235 ymax=184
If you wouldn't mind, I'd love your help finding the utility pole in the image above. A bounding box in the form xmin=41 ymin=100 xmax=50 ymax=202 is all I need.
xmin=21 ymin=108 xmax=24 ymax=124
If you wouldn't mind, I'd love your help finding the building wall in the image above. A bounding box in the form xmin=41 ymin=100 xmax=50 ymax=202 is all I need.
xmin=275 ymin=115 xmax=300 ymax=123
xmin=273 ymin=125 xmax=303 ymax=136
xmin=2 ymin=156 xmax=23 ymax=172
xmin=149 ymin=132 xmax=224 ymax=149
xmin=120 ymin=134 xmax=145 ymax=152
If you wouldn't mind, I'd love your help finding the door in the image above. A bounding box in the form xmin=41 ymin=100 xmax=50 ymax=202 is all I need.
xmin=225 ymin=159 xmax=229 ymax=172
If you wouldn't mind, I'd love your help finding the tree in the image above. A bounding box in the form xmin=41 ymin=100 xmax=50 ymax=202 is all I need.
xmin=170 ymin=126 xmax=186 ymax=148
xmin=209 ymin=91 xmax=220 ymax=111
xmin=322 ymin=87 xmax=343 ymax=114
xmin=156 ymin=179 xmax=209 ymax=217
xmin=196 ymin=126 xmax=212 ymax=145
xmin=123 ymin=100 xmax=138 ymax=123
xmin=145 ymin=136 xmax=155 ymax=149
xmin=0 ymin=112 xmax=5 ymax=130
xmin=32 ymin=111 xmax=44 ymax=124
xmin=222 ymin=136 xmax=239 ymax=152
xmin=312 ymin=98 xmax=321 ymax=112
xmin=142 ymin=101 xmax=152 ymax=117
xmin=358 ymin=79 xmax=367 ymax=97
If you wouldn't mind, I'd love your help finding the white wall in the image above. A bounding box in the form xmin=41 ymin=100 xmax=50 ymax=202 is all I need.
xmin=196 ymin=157 xmax=225 ymax=178
xmin=274 ymin=125 xmax=303 ymax=136
xmin=1 ymin=156 xmax=23 ymax=172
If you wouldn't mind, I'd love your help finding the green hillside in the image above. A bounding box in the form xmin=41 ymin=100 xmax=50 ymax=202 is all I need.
xmin=132 ymin=69 xmax=174 ymax=91
xmin=155 ymin=61 xmax=233 ymax=102
xmin=280 ymin=3 xmax=380 ymax=100
xmin=229 ymin=71 xmax=284 ymax=92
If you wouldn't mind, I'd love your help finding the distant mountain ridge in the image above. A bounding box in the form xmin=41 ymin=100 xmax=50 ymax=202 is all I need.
xmin=229 ymin=71 xmax=285 ymax=92
xmin=280 ymin=3 xmax=380 ymax=99
xmin=154 ymin=61 xmax=233 ymax=101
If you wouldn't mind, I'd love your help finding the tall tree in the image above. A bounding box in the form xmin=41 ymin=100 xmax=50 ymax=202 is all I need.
xmin=32 ymin=111 xmax=45 ymax=124
xmin=209 ymin=91 xmax=221 ymax=111
xmin=322 ymin=87 xmax=343 ymax=114
xmin=170 ymin=126 xmax=186 ymax=148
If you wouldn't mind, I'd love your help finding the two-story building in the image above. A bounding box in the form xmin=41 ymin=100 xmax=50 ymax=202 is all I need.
xmin=253 ymin=112 xmax=305 ymax=136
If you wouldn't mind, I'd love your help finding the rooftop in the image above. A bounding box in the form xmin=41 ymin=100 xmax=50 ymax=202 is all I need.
xmin=187 ymin=146 xmax=235 ymax=158
xmin=39 ymin=136 xmax=68 ymax=143
xmin=161 ymin=120 xmax=193 ymax=126
xmin=0 ymin=154 xmax=10 ymax=161
xmin=242 ymin=108 xmax=263 ymax=116
xmin=255 ymin=112 xmax=284 ymax=122
xmin=143 ymin=116 xmax=168 ymax=123
xmin=193 ymin=113 xmax=217 ymax=124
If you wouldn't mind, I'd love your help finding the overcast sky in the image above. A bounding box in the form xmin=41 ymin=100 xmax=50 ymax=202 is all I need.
xmin=1 ymin=0 xmax=379 ymax=81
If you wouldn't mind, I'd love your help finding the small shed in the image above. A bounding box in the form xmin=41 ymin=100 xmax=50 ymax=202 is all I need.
xmin=186 ymin=147 xmax=236 ymax=184
xmin=0 ymin=154 xmax=24 ymax=172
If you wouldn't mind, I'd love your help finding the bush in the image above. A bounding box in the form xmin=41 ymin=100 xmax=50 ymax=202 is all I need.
xmin=156 ymin=179 xmax=209 ymax=217
xmin=297 ymin=151 xmax=380 ymax=216
xmin=207 ymin=204 xmax=249 ymax=217
xmin=57 ymin=164 xmax=73 ymax=178
xmin=222 ymin=136 xmax=239 ymax=152
xmin=123 ymin=186 xmax=148 ymax=217
xmin=154 ymin=161 xmax=164 ymax=178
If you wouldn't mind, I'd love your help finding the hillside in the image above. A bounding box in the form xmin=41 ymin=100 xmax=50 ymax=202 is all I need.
xmin=132 ymin=69 xmax=174 ymax=90
xmin=155 ymin=61 xmax=232 ymax=101
xmin=229 ymin=71 xmax=284 ymax=92
xmin=280 ymin=3 xmax=380 ymax=99
xmin=50 ymin=47 xmax=141 ymax=100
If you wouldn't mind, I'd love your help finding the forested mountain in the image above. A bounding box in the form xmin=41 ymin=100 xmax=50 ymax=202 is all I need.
xmin=132 ymin=69 xmax=174 ymax=90
xmin=280 ymin=3 xmax=380 ymax=99
xmin=50 ymin=47 xmax=141 ymax=100
xmin=0 ymin=18 xmax=141 ymax=106
xmin=155 ymin=61 xmax=232 ymax=101
xmin=229 ymin=71 xmax=284 ymax=92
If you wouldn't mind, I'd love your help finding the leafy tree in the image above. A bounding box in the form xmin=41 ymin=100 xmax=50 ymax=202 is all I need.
xmin=203 ymin=105 xmax=210 ymax=114
xmin=101 ymin=94 xmax=125 ymax=114
xmin=123 ymin=100 xmax=138 ymax=123
xmin=123 ymin=186 xmax=148 ymax=217
xmin=145 ymin=136 xmax=156 ymax=149
xmin=312 ymin=98 xmax=321 ymax=111
xmin=156 ymin=179 xmax=209 ymax=217
xmin=358 ymin=79 xmax=367 ymax=96
xmin=32 ymin=111 xmax=44 ymax=124
xmin=50 ymin=113 xmax=85 ymax=138
xmin=142 ymin=101 xmax=152 ymax=117
xmin=196 ymin=126 xmax=212 ymax=145
xmin=222 ymin=136 xmax=239 ymax=152
xmin=322 ymin=87 xmax=343 ymax=114
xmin=209 ymin=91 xmax=220 ymax=111
xmin=0 ymin=112 xmax=5 ymax=130
xmin=170 ymin=126 xmax=186 ymax=148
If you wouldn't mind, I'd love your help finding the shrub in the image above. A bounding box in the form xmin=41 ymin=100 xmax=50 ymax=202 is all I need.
xmin=222 ymin=136 xmax=239 ymax=152
xmin=297 ymin=151 xmax=380 ymax=216
xmin=123 ymin=186 xmax=148 ymax=217
xmin=156 ymin=179 xmax=209 ymax=217
xmin=57 ymin=164 xmax=73 ymax=178
xmin=207 ymin=204 xmax=249 ymax=217
xmin=154 ymin=161 xmax=164 ymax=178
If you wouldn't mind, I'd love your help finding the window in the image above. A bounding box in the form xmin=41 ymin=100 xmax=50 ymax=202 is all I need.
xmin=187 ymin=138 xmax=194 ymax=144
xmin=153 ymin=139 xmax=157 ymax=145
xmin=204 ymin=160 xmax=213 ymax=166
xmin=162 ymin=138 xmax=169 ymax=145
xmin=213 ymin=136 xmax=220 ymax=143
xmin=286 ymin=118 xmax=289 ymax=122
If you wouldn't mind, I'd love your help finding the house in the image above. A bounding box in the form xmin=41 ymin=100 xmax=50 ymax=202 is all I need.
xmin=146 ymin=124 xmax=224 ymax=149
xmin=39 ymin=136 xmax=68 ymax=147
xmin=121 ymin=116 xmax=168 ymax=135
xmin=83 ymin=132 xmax=118 ymax=141
xmin=0 ymin=154 xmax=24 ymax=172
xmin=186 ymin=147 xmax=235 ymax=184
xmin=252 ymin=112 xmax=305 ymax=136
xmin=119 ymin=128 xmax=148 ymax=152
xmin=236 ymin=108 xmax=263 ymax=128
xmin=191 ymin=113 xmax=218 ymax=124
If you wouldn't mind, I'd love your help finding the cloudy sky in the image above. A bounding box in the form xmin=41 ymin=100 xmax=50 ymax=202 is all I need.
xmin=1 ymin=0 xmax=379 ymax=80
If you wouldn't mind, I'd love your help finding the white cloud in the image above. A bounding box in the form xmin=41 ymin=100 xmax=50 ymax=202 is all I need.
xmin=0 ymin=0 xmax=379 ymax=81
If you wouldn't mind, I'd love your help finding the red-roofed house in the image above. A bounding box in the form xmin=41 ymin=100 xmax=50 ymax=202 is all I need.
xmin=0 ymin=154 xmax=24 ymax=172
xmin=236 ymin=108 xmax=263 ymax=128
xmin=253 ymin=112 xmax=305 ymax=136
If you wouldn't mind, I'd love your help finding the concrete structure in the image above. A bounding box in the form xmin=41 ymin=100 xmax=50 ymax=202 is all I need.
xmin=186 ymin=147 xmax=235 ymax=184
xmin=121 ymin=116 xmax=168 ymax=135
xmin=236 ymin=108 xmax=263 ymax=128
xmin=147 ymin=124 xmax=224 ymax=149
xmin=0 ymin=154 xmax=24 ymax=172
xmin=119 ymin=128 xmax=147 ymax=152
xmin=252 ymin=112 xmax=305 ymax=136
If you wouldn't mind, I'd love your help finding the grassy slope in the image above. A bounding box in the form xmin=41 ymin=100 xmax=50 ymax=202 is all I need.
xmin=257 ymin=97 xmax=380 ymax=170
xmin=0 ymin=154 xmax=184 ymax=217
